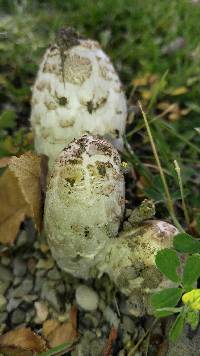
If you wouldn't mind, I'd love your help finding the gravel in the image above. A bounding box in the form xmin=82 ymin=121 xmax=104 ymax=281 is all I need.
xmin=76 ymin=285 xmax=99 ymax=311
xmin=11 ymin=309 xmax=26 ymax=324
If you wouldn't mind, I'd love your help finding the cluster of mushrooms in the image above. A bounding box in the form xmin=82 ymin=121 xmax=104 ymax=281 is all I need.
xmin=31 ymin=28 xmax=178 ymax=317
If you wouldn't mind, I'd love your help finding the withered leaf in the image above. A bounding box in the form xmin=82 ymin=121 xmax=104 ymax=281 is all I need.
xmin=0 ymin=152 xmax=44 ymax=244
xmin=103 ymin=327 xmax=118 ymax=356
xmin=0 ymin=327 xmax=47 ymax=355
xmin=0 ymin=169 xmax=30 ymax=244
xmin=9 ymin=152 xmax=42 ymax=231
xmin=43 ymin=306 xmax=77 ymax=347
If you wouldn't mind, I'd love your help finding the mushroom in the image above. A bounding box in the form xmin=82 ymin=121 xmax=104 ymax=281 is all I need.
xmin=31 ymin=28 xmax=127 ymax=167
xmin=44 ymin=135 xmax=178 ymax=315
xmin=44 ymin=135 xmax=125 ymax=279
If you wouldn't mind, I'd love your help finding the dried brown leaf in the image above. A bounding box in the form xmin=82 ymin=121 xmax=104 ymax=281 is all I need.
xmin=0 ymin=327 xmax=47 ymax=355
xmin=103 ymin=327 xmax=118 ymax=356
xmin=43 ymin=306 xmax=77 ymax=348
xmin=9 ymin=152 xmax=42 ymax=231
xmin=43 ymin=319 xmax=60 ymax=340
xmin=0 ymin=169 xmax=30 ymax=244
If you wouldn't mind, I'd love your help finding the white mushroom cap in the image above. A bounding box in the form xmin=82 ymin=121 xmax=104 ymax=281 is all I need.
xmin=31 ymin=28 xmax=127 ymax=166
xmin=44 ymin=135 xmax=125 ymax=278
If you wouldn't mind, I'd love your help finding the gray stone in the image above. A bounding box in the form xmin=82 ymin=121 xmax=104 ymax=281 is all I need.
xmin=26 ymin=308 xmax=35 ymax=323
xmin=23 ymin=295 xmax=38 ymax=303
xmin=13 ymin=276 xmax=23 ymax=287
xmin=56 ymin=281 xmax=65 ymax=294
xmin=0 ymin=281 xmax=9 ymax=295
xmin=11 ymin=309 xmax=26 ymax=325
xmin=47 ymin=267 xmax=61 ymax=280
xmin=0 ymin=266 xmax=13 ymax=282
xmin=0 ymin=312 xmax=7 ymax=323
xmin=11 ymin=277 xmax=33 ymax=298
xmin=13 ymin=257 xmax=27 ymax=277
xmin=41 ymin=281 xmax=60 ymax=311
xmin=16 ymin=230 xmax=28 ymax=247
xmin=122 ymin=316 xmax=136 ymax=334
xmin=7 ymin=298 xmax=22 ymax=313
xmin=34 ymin=275 xmax=46 ymax=293
xmin=103 ymin=306 xmax=119 ymax=329
xmin=76 ymin=285 xmax=99 ymax=311
xmin=1 ymin=256 xmax=11 ymax=266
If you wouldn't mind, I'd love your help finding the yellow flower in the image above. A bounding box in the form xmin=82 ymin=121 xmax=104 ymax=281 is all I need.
xmin=182 ymin=289 xmax=200 ymax=310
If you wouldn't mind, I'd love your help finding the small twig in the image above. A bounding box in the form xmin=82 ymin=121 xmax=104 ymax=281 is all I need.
xmin=103 ymin=327 xmax=118 ymax=356
xmin=138 ymin=101 xmax=183 ymax=231
xmin=114 ymin=295 xmax=121 ymax=317
xmin=174 ymin=160 xmax=190 ymax=227
xmin=127 ymin=318 xmax=158 ymax=356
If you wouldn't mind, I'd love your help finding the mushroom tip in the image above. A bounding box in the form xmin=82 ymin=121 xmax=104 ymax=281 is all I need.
xmin=55 ymin=27 xmax=83 ymax=49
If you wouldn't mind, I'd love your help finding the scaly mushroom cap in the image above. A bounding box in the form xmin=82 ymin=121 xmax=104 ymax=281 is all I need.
xmin=31 ymin=28 xmax=127 ymax=166
xmin=44 ymin=135 xmax=125 ymax=278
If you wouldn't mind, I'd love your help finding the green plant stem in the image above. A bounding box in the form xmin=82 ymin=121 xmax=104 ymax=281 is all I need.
xmin=174 ymin=160 xmax=190 ymax=227
xmin=127 ymin=318 xmax=158 ymax=356
xmin=38 ymin=340 xmax=78 ymax=356
xmin=138 ymin=101 xmax=183 ymax=231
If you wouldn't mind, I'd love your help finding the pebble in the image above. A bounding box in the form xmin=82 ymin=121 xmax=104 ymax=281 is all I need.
xmin=122 ymin=316 xmax=136 ymax=334
xmin=103 ymin=306 xmax=120 ymax=329
xmin=0 ymin=281 xmax=9 ymax=295
xmin=34 ymin=276 xmax=46 ymax=293
xmin=27 ymin=257 xmax=37 ymax=274
xmin=0 ymin=266 xmax=13 ymax=282
xmin=11 ymin=309 xmax=26 ymax=325
xmin=47 ymin=267 xmax=61 ymax=280
xmin=1 ymin=256 xmax=11 ymax=266
xmin=16 ymin=230 xmax=28 ymax=247
xmin=13 ymin=276 xmax=23 ymax=287
xmin=34 ymin=301 xmax=48 ymax=323
xmin=26 ymin=309 xmax=35 ymax=323
xmin=76 ymin=285 xmax=99 ymax=311
xmin=0 ymin=295 xmax=7 ymax=312
xmin=13 ymin=257 xmax=27 ymax=277
xmin=41 ymin=281 xmax=60 ymax=311
xmin=36 ymin=258 xmax=55 ymax=270
xmin=0 ymin=312 xmax=7 ymax=323
xmin=23 ymin=294 xmax=38 ymax=303
xmin=7 ymin=298 xmax=22 ymax=313
xmin=56 ymin=281 xmax=65 ymax=294
xmin=81 ymin=312 xmax=99 ymax=329
xmin=10 ymin=277 xmax=33 ymax=298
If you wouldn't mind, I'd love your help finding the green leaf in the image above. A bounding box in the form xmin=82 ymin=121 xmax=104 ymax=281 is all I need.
xmin=155 ymin=248 xmax=180 ymax=283
xmin=173 ymin=233 xmax=200 ymax=253
xmin=38 ymin=340 xmax=77 ymax=356
xmin=183 ymin=255 xmax=200 ymax=291
xmin=155 ymin=307 xmax=183 ymax=318
xmin=186 ymin=310 xmax=199 ymax=330
xmin=151 ymin=288 xmax=183 ymax=309
xmin=169 ymin=312 xmax=185 ymax=342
